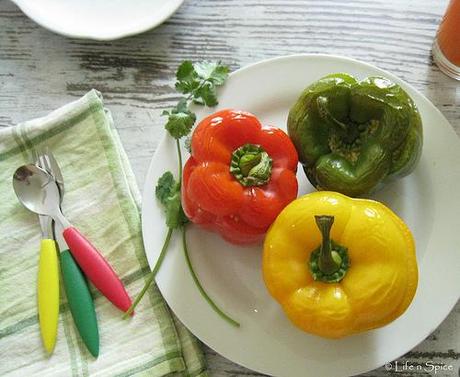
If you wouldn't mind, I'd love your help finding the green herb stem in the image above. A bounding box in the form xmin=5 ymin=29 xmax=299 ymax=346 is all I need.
xmin=176 ymin=139 xmax=183 ymax=183
xmin=185 ymin=79 xmax=208 ymax=102
xmin=123 ymin=227 xmax=174 ymax=319
xmin=181 ymin=226 xmax=240 ymax=327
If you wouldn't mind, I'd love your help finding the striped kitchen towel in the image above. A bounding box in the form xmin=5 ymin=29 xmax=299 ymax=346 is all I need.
xmin=0 ymin=90 xmax=207 ymax=377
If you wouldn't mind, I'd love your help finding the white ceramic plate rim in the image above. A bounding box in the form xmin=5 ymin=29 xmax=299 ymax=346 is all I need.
xmin=11 ymin=0 xmax=184 ymax=40
xmin=142 ymin=54 xmax=460 ymax=377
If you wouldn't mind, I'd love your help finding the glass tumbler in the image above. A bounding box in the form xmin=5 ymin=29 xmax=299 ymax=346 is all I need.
xmin=432 ymin=0 xmax=460 ymax=80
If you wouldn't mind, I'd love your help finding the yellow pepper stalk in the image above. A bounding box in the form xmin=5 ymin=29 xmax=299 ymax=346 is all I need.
xmin=262 ymin=191 xmax=418 ymax=339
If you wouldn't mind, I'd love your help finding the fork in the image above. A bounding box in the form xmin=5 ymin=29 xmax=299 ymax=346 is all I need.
xmin=33 ymin=149 xmax=59 ymax=355
xmin=36 ymin=148 xmax=100 ymax=357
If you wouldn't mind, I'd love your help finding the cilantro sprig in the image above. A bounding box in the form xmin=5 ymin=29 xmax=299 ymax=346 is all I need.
xmin=163 ymin=60 xmax=229 ymax=138
xmin=155 ymin=171 xmax=188 ymax=229
xmin=175 ymin=60 xmax=229 ymax=106
xmin=124 ymin=61 xmax=239 ymax=327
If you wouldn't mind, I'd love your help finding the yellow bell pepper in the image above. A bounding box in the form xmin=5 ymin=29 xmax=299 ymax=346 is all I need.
xmin=262 ymin=191 xmax=418 ymax=338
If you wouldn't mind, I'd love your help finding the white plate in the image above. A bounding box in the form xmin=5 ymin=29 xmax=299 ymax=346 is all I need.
xmin=11 ymin=0 xmax=184 ymax=40
xmin=142 ymin=55 xmax=460 ymax=377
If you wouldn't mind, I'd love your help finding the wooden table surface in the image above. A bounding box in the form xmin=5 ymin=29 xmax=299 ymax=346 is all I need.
xmin=1 ymin=0 xmax=458 ymax=376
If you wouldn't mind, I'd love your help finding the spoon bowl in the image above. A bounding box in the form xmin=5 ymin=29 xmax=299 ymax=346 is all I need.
xmin=13 ymin=164 xmax=61 ymax=218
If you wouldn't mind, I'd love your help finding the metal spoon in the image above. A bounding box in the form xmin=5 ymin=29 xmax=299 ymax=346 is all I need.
xmin=13 ymin=164 xmax=132 ymax=313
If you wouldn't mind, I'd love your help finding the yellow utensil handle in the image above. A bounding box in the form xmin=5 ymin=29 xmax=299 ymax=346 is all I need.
xmin=38 ymin=239 xmax=59 ymax=354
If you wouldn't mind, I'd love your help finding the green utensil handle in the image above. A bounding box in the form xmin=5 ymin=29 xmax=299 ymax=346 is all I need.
xmin=60 ymin=249 xmax=99 ymax=357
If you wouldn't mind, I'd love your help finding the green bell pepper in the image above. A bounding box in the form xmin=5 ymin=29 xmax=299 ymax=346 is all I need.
xmin=287 ymin=73 xmax=423 ymax=196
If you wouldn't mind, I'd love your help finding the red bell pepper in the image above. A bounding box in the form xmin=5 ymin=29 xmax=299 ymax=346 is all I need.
xmin=182 ymin=109 xmax=298 ymax=244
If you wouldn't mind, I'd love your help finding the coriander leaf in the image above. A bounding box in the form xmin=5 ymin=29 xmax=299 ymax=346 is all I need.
xmin=155 ymin=171 xmax=189 ymax=229
xmin=163 ymin=99 xmax=197 ymax=139
xmin=209 ymin=64 xmax=230 ymax=85
xmin=175 ymin=97 xmax=189 ymax=113
xmin=193 ymin=82 xmax=218 ymax=107
xmin=164 ymin=193 xmax=189 ymax=228
xmin=156 ymin=171 xmax=176 ymax=205
xmin=165 ymin=112 xmax=195 ymax=139
xmin=193 ymin=61 xmax=217 ymax=80
xmin=175 ymin=61 xmax=200 ymax=94
xmin=194 ymin=61 xmax=229 ymax=85
xmin=176 ymin=60 xmax=194 ymax=81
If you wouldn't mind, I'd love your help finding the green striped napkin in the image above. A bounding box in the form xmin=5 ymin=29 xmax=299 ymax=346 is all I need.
xmin=0 ymin=90 xmax=207 ymax=377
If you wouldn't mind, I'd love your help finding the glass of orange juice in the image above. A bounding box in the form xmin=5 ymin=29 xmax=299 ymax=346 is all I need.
xmin=432 ymin=0 xmax=460 ymax=80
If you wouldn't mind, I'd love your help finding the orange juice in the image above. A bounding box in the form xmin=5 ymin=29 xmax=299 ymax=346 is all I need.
xmin=433 ymin=0 xmax=460 ymax=80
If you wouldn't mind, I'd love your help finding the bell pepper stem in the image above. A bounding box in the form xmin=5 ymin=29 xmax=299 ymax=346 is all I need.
xmin=310 ymin=215 xmax=349 ymax=283
xmin=317 ymin=97 xmax=347 ymax=133
xmin=239 ymin=153 xmax=262 ymax=176
xmin=315 ymin=215 xmax=342 ymax=275
xmin=230 ymin=144 xmax=272 ymax=187
xmin=317 ymin=96 xmax=359 ymax=144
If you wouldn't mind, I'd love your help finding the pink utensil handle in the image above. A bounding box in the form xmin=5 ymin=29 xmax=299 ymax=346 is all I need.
xmin=63 ymin=227 xmax=132 ymax=313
